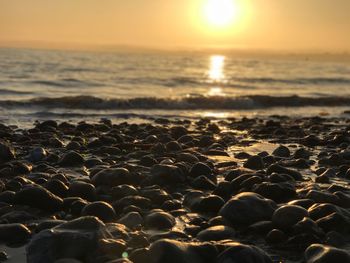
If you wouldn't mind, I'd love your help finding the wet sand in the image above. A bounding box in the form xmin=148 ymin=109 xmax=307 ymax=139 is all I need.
xmin=0 ymin=116 xmax=350 ymax=263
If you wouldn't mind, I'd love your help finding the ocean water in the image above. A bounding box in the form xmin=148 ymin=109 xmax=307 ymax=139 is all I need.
xmin=1 ymin=48 xmax=350 ymax=125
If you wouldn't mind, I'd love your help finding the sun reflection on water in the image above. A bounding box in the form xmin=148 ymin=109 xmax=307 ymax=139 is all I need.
xmin=209 ymin=55 xmax=225 ymax=81
xmin=207 ymin=55 xmax=226 ymax=96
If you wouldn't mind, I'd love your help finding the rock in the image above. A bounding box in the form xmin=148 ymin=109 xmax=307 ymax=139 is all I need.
xmin=27 ymin=216 xmax=112 ymax=263
xmin=316 ymin=212 xmax=350 ymax=233
xmin=189 ymin=162 xmax=212 ymax=177
xmin=244 ymin=155 xmax=264 ymax=170
xmin=145 ymin=211 xmax=176 ymax=230
xmin=147 ymin=239 xmax=217 ymax=263
xmin=272 ymin=205 xmax=309 ymax=229
xmin=197 ymin=225 xmax=235 ymax=241
xmin=219 ymin=192 xmax=276 ymax=226
xmin=217 ymin=243 xmax=272 ymax=263
xmin=272 ymin=145 xmax=290 ymax=158
xmin=0 ymin=223 xmax=31 ymax=244
xmin=81 ymin=201 xmax=116 ymax=222
xmin=304 ymin=244 xmax=350 ymax=263
xmin=306 ymin=190 xmax=339 ymax=204
xmin=253 ymin=182 xmax=296 ymax=203
xmin=45 ymin=179 xmax=69 ymax=198
xmin=0 ymin=142 xmax=15 ymax=163
xmin=266 ymin=229 xmax=287 ymax=244
xmin=68 ymin=181 xmax=96 ymax=201
xmin=196 ymin=195 xmax=225 ymax=215
xmin=14 ymin=185 xmax=63 ymax=212
xmin=192 ymin=175 xmax=216 ymax=190
xmin=111 ymin=184 xmax=138 ymax=199
xmin=58 ymin=151 xmax=85 ymax=167
xmin=150 ymin=164 xmax=185 ymax=185
xmin=118 ymin=212 xmax=143 ymax=229
xmin=29 ymin=147 xmax=47 ymax=162
xmin=266 ymin=164 xmax=302 ymax=181
xmin=92 ymin=168 xmax=130 ymax=187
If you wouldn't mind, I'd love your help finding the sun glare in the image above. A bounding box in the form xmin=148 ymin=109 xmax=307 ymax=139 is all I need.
xmin=204 ymin=0 xmax=239 ymax=28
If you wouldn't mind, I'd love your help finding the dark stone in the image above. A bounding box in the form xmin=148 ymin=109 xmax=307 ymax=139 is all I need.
xmin=272 ymin=205 xmax=309 ymax=229
xmin=92 ymin=168 xmax=130 ymax=187
xmin=0 ymin=223 xmax=31 ymax=244
xmin=147 ymin=239 xmax=218 ymax=263
xmin=266 ymin=164 xmax=302 ymax=181
xmin=217 ymin=243 xmax=272 ymax=263
xmin=253 ymin=182 xmax=296 ymax=203
xmin=304 ymin=244 xmax=350 ymax=263
xmin=219 ymin=192 xmax=277 ymax=226
xmin=150 ymin=164 xmax=186 ymax=185
xmin=243 ymin=155 xmax=264 ymax=170
xmin=197 ymin=225 xmax=235 ymax=241
xmin=81 ymin=201 xmax=116 ymax=222
xmin=272 ymin=145 xmax=290 ymax=158
xmin=14 ymin=185 xmax=63 ymax=212
xmin=68 ymin=181 xmax=96 ymax=201
xmin=145 ymin=211 xmax=176 ymax=230
xmin=58 ymin=151 xmax=85 ymax=167
xmin=189 ymin=162 xmax=212 ymax=177
xmin=27 ymin=216 xmax=112 ymax=263
xmin=0 ymin=142 xmax=15 ymax=164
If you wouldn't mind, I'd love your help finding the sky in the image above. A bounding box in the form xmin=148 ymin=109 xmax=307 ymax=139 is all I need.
xmin=0 ymin=0 xmax=349 ymax=52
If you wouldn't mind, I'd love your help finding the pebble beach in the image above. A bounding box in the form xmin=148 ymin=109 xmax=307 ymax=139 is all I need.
xmin=0 ymin=115 xmax=350 ymax=262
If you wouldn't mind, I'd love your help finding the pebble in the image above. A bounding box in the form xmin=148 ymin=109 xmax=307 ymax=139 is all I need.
xmin=219 ymin=192 xmax=277 ymax=226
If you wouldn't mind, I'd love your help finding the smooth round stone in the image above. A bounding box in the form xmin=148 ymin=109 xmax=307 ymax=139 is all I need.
xmin=272 ymin=145 xmax=290 ymax=158
xmin=288 ymin=199 xmax=315 ymax=209
xmin=145 ymin=211 xmax=176 ymax=230
xmin=0 ymin=223 xmax=31 ymax=244
xmin=189 ymin=162 xmax=212 ymax=177
xmin=150 ymin=164 xmax=186 ymax=185
xmin=219 ymin=192 xmax=277 ymax=226
xmin=68 ymin=181 xmax=96 ymax=201
xmin=14 ymin=185 xmax=63 ymax=212
xmin=45 ymin=179 xmax=69 ymax=198
xmin=29 ymin=147 xmax=47 ymax=162
xmin=148 ymin=238 xmax=217 ymax=263
xmin=266 ymin=164 xmax=302 ymax=181
xmin=197 ymin=225 xmax=235 ymax=241
xmin=192 ymin=175 xmax=216 ymax=190
xmin=91 ymin=168 xmax=130 ymax=187
xmin=266 ymin=229 xmax=287 ymax=244
xmin=111 ymin=184 xmax=138 ymax=199
xmin=305 ymin=244 xmax=350 ymax=263
xmin=272 ymin=205 xmax=309 ymax=229
xmin=166 ymin=141 xmax=182 ymax=152
xmin=217 ymin=243 xmax=272 ymax=263
xmin=81 ymin=201 xmax=116 ymax=222
xmin=253 ymin=182 xmax=296 ymax=203
xmin=306 ymin=190 xmax=339 ymax=204
xmin=0 ymin=142 xmax=15 ymax=164
xmin=118 ymin=212 xmax=143 ymax=229
xmin=243 ymin=155 xmax=264 ymax=170
xmin=58 ymin=151 xmax=85 ymax=167
xmin=196 ymin=195 xmax=225 ymax=215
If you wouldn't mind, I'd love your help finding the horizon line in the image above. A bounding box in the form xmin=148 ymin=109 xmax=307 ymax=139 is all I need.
xmin=0 ymin=40 xmax=350 ymax=56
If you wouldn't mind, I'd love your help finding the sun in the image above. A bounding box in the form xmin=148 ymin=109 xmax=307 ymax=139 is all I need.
xmin=203 ymin=0 xmax=239 ymax=28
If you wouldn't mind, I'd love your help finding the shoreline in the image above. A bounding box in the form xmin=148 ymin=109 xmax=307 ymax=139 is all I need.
xmin=0 ymin=115 xmax=350 ymax=262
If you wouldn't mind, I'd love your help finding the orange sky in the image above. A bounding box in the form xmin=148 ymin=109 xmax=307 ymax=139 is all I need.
xmin=0 ymin=0 xmax=349 ymax=51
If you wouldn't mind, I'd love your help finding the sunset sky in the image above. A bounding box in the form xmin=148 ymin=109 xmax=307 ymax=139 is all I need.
xmin=1 ymin=0 xmax=349 ymax=51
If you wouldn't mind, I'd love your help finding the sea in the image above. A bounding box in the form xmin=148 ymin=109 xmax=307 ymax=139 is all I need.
xmin=1 ymin=47 xmax=350 ymax=127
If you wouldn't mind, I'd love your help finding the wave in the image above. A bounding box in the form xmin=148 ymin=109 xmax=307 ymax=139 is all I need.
xmin=30 ymin=78 xmax=103 ymax=88
xmin=0 ymin=89 xmax=33 ymax=95
xmin=234 ymin=77 xmax=350 ymax=85
xmin=1 ymin=95 xmax=350 ymax=110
